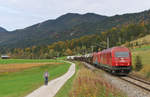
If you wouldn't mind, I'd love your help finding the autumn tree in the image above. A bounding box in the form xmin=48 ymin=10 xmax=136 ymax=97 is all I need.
xmin=65 ymin=48 xmax=73 ymax=56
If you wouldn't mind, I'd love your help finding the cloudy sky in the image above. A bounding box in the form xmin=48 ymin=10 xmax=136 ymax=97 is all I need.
xmin=0 ymin=0 xmax=150 ymax=31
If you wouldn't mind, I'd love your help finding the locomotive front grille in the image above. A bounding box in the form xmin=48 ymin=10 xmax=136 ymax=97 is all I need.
xmin=113 ymin=66 xmax=132 ymax=70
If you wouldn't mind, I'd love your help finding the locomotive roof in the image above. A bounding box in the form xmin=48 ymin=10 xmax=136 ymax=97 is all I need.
xmin=102 ymin=46 xmax=129 ymax=52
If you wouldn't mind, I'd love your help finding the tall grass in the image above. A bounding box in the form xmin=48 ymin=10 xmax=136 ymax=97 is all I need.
xmin=69 ymin=66 xmax=124 ymax=97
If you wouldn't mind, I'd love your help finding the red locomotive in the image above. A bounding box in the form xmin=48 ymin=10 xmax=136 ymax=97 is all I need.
xmin=72 ymin=46 xmax=132 ymax=75
xmin=93 ymin=47 xmax=132 ymax=75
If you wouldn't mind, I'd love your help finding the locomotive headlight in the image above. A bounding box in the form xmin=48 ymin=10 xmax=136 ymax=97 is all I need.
xmin=128 ymin=63 xmax=130 ymax=66
xmin=116 ymin=63 xmax=118 ymax=66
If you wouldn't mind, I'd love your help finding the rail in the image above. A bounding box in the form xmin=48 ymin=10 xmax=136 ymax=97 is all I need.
xmin=119 ymin=76 xmax=150 ymax=92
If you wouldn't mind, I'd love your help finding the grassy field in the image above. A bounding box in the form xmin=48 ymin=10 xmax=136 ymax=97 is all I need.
xmin=0 ymin=59 xmax=70 ymax=97
xmin=132 ymin=45 xmax=150 ymax=66
xmin=55 ymin=61 xmax=124 ymax=97
xmin=0 ymin=59 xmax=57 ymax=64
xmin=56 ymin=56 xmax=67 ymax=60
xmin=132 ymin=45 xmax=150 ymax=80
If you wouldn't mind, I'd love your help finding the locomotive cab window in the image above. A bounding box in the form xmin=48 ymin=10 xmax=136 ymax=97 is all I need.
xmin=115 ymin=52 xmax=129 ymax=57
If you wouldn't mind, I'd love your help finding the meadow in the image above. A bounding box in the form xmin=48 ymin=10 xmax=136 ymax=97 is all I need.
xmin=132 ymin=45 xmax=150 ymax=80
xmin=0 ymin=59 xmax=70 ymax=97
xmin=0 ymin=59 xmax=57 ymax=64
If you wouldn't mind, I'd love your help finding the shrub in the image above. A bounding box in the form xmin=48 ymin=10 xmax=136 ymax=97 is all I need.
xmin=135 ymin=55 xmax=143 ymax=71
xmin=146 ymin=72 xmax=150 ymax=79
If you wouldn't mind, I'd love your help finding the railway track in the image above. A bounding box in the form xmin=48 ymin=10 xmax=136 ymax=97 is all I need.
xmin=83 ymin=61 xmax=150 ymax=92
xmin=119 ymin=76 xmax=150 ymax=92
xmin=128 ymin=75 xmax=150 ymax=85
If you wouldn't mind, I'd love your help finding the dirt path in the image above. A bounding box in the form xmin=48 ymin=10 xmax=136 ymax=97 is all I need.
xmin=25 ymin=61 xmax=75 ymax=97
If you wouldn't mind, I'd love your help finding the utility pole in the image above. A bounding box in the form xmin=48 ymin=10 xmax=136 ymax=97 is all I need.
xmin=92 ymin=36 xmax=110 ymax=51
xmin=91 ymin=46 xmax=94 ymax=53
xmin=107 ymin=37 xmax=109 ymax=49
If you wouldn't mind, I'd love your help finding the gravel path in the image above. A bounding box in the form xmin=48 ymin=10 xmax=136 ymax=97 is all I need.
xmin=25 ymin=61 xmax=75 ymax=97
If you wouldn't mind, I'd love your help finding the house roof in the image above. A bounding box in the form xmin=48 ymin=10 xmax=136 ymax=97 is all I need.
xmin=1 ymin=55 xmax=10 ymax=57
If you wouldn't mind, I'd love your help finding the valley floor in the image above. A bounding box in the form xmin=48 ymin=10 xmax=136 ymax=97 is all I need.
xmin=26 ymin=61 xmax=75 ymax=97
xmin=0 ymin=59 xmax=70 ymax=97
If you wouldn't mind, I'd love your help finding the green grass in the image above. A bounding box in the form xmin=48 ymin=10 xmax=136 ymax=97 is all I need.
xmin=56 ymin=56 xmax=67 ymax=60
xmin=131 ymin=45 xmax=150 ymax=80
xmin=0 ymin=59 xmax=57 ymax=64
xmin=132 ymin=45 xmax=150 ymax=66
xmin=55 ymin=61 xmax=79 ymax=97
xmin=0 ymin=61 xmax=70 ymax=97
xmin=132 ymin=45 xmax=150 ymax=51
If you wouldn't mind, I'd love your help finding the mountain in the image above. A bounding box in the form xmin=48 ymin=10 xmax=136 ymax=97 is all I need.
xmin=0 ymin=13 xmax=107 ymax=48
xmin=0 ymin=27 xmax=9 ymax=44
xmin=67 ymin=10 xmax=150 ymax=35
xmin=0 ymin=27 xmax=7 ymax=32
xmin=1 ymin=10 xmax=150 ymax=48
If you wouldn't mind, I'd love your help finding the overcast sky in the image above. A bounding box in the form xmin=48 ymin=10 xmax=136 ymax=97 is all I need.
xmin=0 ymin=0 xmax=150 ymax=31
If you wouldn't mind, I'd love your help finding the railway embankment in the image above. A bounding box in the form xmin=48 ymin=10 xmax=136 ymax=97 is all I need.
xmin=83 ymin=62 xmax=150 ymax=97
xmin=69 ymin=62 xmax=124 ymax=97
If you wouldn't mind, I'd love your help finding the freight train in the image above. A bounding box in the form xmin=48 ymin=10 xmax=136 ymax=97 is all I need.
xmin=68 ymin=47 xmax=132 ymax=75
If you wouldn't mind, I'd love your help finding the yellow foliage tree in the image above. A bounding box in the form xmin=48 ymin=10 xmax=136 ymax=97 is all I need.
xmin=65 ymin=48 xmax=73 ymax=55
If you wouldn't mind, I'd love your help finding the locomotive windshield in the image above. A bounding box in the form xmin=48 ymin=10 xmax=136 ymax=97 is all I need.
xmin=115 ymin=52 xmax=129 ymax=57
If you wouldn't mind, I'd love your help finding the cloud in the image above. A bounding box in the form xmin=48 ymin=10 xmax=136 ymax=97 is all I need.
xmin=0 ymin=0 xmax=150 ymax=30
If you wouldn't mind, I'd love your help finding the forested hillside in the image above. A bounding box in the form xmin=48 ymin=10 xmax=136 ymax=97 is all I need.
xmin=0 ymin=13 xmax=107 ymax=48
xmin=4 ymin=23 xmax=150 ymax=59
xmin=0 ymin=27 xmax=9 ymax=44
xmin=1 ymin=10 xmax=150 ymax=48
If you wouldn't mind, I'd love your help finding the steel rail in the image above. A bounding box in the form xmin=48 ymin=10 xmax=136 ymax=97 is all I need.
xmin=119 ymin=76 xmax=150 ymax=92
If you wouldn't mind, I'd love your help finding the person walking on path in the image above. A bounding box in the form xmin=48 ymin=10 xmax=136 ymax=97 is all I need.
xmin=44 ymin=71 xmax=49 ymax=85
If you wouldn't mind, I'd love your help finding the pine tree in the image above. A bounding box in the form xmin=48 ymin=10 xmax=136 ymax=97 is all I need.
xmin=135 ymin=55 xmax=143 ymax=71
